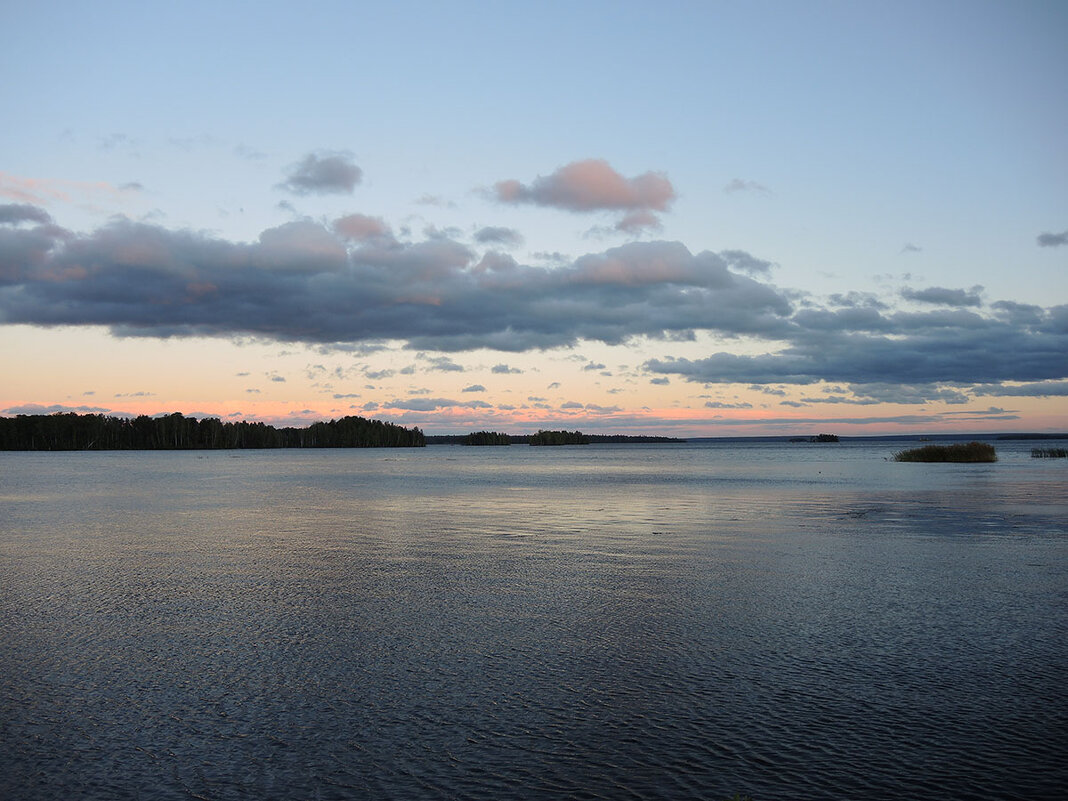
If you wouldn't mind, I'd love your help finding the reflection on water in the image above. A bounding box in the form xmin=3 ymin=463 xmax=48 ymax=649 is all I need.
xmin=2 ymin=442 xmax=1066 ymax=800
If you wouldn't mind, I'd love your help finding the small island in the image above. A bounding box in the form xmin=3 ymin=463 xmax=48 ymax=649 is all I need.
xmin=789 ymin=433 xmax=840 ymax=443
xmin=893 ymin=442 xmax=997 ymax=462
xmin=462 ymin=431 xmax=512 ymax=446
xmin=528 ymin=429 xmax=590 ymax=446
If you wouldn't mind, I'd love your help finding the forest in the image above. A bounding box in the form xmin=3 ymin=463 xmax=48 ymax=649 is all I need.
xmin=0 ymin=412 xmax=425 ymax=450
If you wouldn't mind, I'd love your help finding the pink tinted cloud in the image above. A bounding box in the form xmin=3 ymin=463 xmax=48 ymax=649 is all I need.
xmin=0 ymin=173 xmax=73 ymax=205
xmin=332 ymin=213 xmax=390 ymax=241
xmin=494 ymin=159 xmax=675 ymax=213
xmin=0 ymin=173 xmax=146 ymax=219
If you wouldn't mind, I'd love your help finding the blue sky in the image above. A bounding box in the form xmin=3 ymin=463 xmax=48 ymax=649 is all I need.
xmin=2 ymin=1 xmax=1066 ymax=434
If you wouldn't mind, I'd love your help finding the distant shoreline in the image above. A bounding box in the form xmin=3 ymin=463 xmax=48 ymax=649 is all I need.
xmin=0 ymin=411 xmax=1064 ymax=451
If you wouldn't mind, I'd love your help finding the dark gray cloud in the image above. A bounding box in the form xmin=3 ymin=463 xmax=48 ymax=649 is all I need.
xmin=492 ymin=363 xmax=522 ymax=374
xmin=421 ymin=355 xmax=464 ymax=372
xmin=0 ymin=203 xmax=52 ymax=225
xmin=800 ymin=383 xmax=969 ymax=406
xmin=972 ymin=381 xmax=1068 ymax=397
xmin=474 ymin=226 xmax=523 ymax=246
xmin=645 ymin=301 xmax=1068 ymax=402
xmin=1037 ymin=230 xmax=1068 ymax=247
xmin=828 ymin=291 xmax=888 ymax=310
xmin=614 ymin=211 xmax=661 ymax=233
xmin=901 ymin=286 xmax=983 ymax=307
xmin=279 ymin=151 xmax=362 ymax=195
xmin=462 ymin=384 xmax=486 ymax=392
xmin=2 ymin=214 xmax=1064 ymax=400
xmin=719 ymin=250 xmax=775 ymax=277
xmin=0 ymin=223 xmax=794 ymax=354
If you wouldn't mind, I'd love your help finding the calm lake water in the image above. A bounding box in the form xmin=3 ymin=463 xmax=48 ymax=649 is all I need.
xmin=2 ymin=439 xmax=1066 ymax=800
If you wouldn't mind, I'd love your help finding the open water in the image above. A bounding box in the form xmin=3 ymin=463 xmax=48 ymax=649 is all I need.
xmin=1 ymin=438 xmax=1066 ymax=800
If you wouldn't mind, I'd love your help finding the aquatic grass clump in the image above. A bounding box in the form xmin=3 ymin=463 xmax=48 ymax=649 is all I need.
xmin=893 ymin=441 xmax=997 ymax=462
xmin=1031 ymin=447 xmax=1068 ymax=458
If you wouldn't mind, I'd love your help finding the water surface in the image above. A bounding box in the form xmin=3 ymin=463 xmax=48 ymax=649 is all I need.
xmin=2 ymin=440 xmax=1066 ymax=799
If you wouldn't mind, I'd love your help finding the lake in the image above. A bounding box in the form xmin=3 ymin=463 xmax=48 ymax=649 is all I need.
xmin=1 ymin=438 xmax=1066 ymax=800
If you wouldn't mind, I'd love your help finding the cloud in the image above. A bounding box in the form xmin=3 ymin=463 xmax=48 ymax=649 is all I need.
xmin=650 ymin=377 xmax=670 ymax=385
xmin=492 ymin=363 xmax=522 ymax=374
xmin=800 ymin=383 xmax=969 ymax=406
xmin=333 ymin=213 xmax=389 ymax=241
xmin=415 ymin=194 xmax=454 ymax=208
xmin=585 ymin=404 xmax=621 ymax=413
xmin=420 ymin=355 xmax=464 ymax=372
xmin=901 ymin=286 xmax=982 ymax=307
xmin=0 ymin=204 xmax=53 ymax=226
xmin=279 ymin=151 xmax=362 ymax=195
xmin=615 ymin=210 xmax=662 ymax=233
xmin=718 ymin=250 xmax=775 ymax=277
xmin=972 ymin=381 xmax=1068 ymax=397
xmin=474 ymin=226 xmax=523 ymax=246
xmin=384 ymin=397 xmax=491 ymax=411
xmin=723 ymin=178 xmax=771 ymax=195
xmin=234 ymin=143 xmax=267 ymax=161
xmin=705 ymin=400 xmax=753 ymax=409
xmin=462 ymin=384 xmax=486 ymax=392
xmin=1037 ymin=230 xmax=1068 ymax=247
xmin=900 ymin=243 xmax=923 ymax=254
xmin=3 ymin=214 xmax=1064 ymax=402
xmin=3 ymin=403 xmax=114 ymax=415
xmin=644 ymin=302 xmax=1068 ymax=399
xmin=494 ymin=159 xmax=675 ymax=231
xmin=0 ymin=173 xmax=139 ymax=209
xmin=828 ymin=291 xmax=887 ymax=310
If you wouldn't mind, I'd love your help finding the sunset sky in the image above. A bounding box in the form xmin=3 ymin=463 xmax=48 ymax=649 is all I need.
xmin=2 ymin=0 xmax=1066 ymax=436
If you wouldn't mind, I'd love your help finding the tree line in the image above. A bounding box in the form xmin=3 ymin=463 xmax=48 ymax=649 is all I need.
xmin=0 ymin=412 xmax=425 ymax=450
xmin=528 ymin=430 xmax=590 ymax=445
